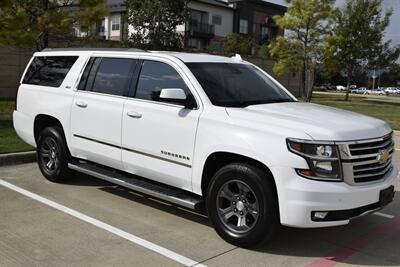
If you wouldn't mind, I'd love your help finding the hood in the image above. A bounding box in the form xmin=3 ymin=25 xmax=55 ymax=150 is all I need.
xmin=226 ymin=102 xmax=391 ymax=141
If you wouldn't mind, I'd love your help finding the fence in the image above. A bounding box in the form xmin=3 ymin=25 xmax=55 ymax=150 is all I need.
xmin=0 ymin=47 xmax=302 ymax=99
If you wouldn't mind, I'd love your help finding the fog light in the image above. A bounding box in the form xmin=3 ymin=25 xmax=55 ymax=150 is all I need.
xmin=314 ymin=161 xmax=333 ymax=172
xmin=313 ymin=211 xmax=329 ymax=220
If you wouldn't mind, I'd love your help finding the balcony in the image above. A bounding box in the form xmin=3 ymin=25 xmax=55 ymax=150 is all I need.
xmin=188 ymin=19 xmax=215 ymax=39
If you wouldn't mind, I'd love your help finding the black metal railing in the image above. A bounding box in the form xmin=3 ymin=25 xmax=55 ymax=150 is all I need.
xmin=188 ymin=19 xmax=215 ymax=37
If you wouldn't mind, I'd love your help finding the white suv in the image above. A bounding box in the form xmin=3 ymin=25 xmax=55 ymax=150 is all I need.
xmin=14 ymin=48 xmax=398 ymax=247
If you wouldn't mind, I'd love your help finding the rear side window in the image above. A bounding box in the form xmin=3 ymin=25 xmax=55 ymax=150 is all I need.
xmin=23 ymin=56 xmax=78 ymax=87
xmin=78 ymin=57 xmax=137 ymax=97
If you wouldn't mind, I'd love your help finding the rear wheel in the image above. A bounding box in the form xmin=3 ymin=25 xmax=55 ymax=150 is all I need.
xmin=206 ymin=163 xmax=279 ymax=248
xmin=37 ymin=127 xmax=72 ymax=182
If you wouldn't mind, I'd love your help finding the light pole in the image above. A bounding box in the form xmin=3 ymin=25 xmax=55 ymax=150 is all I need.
xmin=372 ymin=69 xmax=377 ymax=90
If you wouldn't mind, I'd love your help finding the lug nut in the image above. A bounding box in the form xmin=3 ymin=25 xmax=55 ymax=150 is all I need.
xmin=234 ymin=208 xmax=237 ymax=212
xmin=232 ymin=201 xmax=236 ymax=205
xmin=236 ymin=196 xmax=240 ymax=200
xmin=240 ymin=211 xmax=243 ymax=215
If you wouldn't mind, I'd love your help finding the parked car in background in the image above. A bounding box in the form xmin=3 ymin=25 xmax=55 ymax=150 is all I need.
xmin=325 ymin=84 xmax=337 ymax=91
xmin=336 ymin=85 xmax=346 ymax=91
xmin=368 ymin=89 xmax=386 ymax=95
xmin=349 ymin=85 xmax=357 ymax=90
xmin=350 ymin=87 xmax=369 ymax=94
xmin=384 ymin=87 xmax=400 ymax=95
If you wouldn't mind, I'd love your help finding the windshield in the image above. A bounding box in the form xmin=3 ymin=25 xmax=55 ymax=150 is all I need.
xmin=186 ymin=63 xmax=295 ymax=107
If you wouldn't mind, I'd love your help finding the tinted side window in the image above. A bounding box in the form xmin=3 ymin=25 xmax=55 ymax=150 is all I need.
xmin=91 ymin=58 xmax=135 ymax=96
xmin=23 ymin=56 xmax=78 ymax=87
xmin=135 ymin=61 xmax=190 ymax=102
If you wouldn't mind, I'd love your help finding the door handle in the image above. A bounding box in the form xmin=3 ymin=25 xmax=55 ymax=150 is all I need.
xmin=127 ymin=111 xmax=142 ymax=119
xmin=75 ymin=101 xmax=88 ymax=108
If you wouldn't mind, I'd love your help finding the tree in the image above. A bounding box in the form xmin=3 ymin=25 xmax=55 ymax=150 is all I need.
xmin=125 ymin=0 xmax=188 ymax=51
xmin=268 ymin=0 xmax=334 ymax=101
xmin=73 ymin=0 xmax=109 ymax=42
xmin=379 ymin=63 xmax=400 ymax=87
xmin=220 ymin=33 xmax=253 ymax=56
xmin=0 ymin=0 xmax=108 ymax=51
xmin=325 ymin=0 xmax=400 ymax=101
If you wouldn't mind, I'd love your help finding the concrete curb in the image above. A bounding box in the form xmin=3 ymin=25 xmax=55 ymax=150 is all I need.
xmin=0 ymin=151 xmax=36 ymax=167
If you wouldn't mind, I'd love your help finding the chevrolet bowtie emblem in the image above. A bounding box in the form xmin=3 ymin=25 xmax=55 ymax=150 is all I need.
xmin=376 ymin=149 xmax=390 ymax=164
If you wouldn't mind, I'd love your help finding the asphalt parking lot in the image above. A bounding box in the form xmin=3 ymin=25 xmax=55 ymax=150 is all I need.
xmin=0 ymin=144 xmax=399 ymax=267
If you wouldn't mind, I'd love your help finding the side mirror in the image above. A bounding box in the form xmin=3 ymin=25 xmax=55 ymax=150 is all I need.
xmin=159 ymin=88 xmax=196 ymax=109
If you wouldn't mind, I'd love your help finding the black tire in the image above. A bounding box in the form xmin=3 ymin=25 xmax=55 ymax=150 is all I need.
xmin=206 ymin=163 xmax=279 ymax=248
xmin=37 ymin=127 xmax=72 ymax=182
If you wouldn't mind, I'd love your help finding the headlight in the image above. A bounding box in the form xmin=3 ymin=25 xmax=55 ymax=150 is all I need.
xmin=287 ymin=138 xmax=342 ymax=181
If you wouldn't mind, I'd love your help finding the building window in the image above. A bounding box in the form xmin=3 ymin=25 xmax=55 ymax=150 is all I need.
xmin=111 ymin=16 xmax=120 ymax=31
xmin=253 ymin=23 xmax=256 ymax=33
xmin=212 ymin=14 xmax=222 ymax=25
xmin=260 ymin=25 xmax=275 ymax=44
xmin=239 ymin=19 xmax=248 ymax=34
xmin=97 ymin=19 xmax=105 ymax=34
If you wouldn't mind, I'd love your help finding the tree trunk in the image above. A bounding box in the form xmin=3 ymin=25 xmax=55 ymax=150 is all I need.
xmin=302 ymin=62 xmax=307 ymax=101
xmin=305 ymin=67 xmax=315 ymax=102
xmin=345 ymin=68 xmax=351 ymax=101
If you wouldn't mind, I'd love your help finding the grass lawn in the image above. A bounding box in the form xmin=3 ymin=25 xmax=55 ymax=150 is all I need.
xmin=311 ymin=93 xmax=400 ymax=130
xmin=0 ymin=100 xmax=34 ymax=154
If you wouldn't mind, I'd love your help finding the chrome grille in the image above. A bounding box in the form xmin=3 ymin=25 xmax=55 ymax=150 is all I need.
xmin=338 ymin=133 xmax=395 ymax=185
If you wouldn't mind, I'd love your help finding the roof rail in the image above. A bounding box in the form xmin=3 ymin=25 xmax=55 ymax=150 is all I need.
xmin=41 ymin=48 xmax=147 ymax=52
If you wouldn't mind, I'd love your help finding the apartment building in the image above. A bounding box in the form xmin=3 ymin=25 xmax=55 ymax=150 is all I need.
xmin=182 ymin=0 xmax=286 ymax=52
xmin=72 ymin=0 xmax=286 ymax=49
xmin=233 ymin=0 xmax=286 ymax=45
xmin=181 ymin=0 xmax=235 ymax=51
xmin=73 ymin=0 xmax=126 ymax=41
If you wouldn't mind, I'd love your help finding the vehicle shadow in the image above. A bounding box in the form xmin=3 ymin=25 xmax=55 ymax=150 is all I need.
xmin=254 ymin=217 xmax=399 ymax=266
xmin=67 ymin=173 xmax=399 ymax=266
xmin=67 ymin=172 xmax=211 ymax=227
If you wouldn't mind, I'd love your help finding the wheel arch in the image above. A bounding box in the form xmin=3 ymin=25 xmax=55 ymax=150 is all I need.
xmin=33 ymin=114 xmax=67 ymax=145
xmin=201 ymin=151 xmax=277 ymax=200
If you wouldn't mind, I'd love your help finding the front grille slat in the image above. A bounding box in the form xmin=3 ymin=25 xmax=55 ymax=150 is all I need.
xmin=350 ymin=139 xmax=393 ymax=152
xmin=347 ymin=147 xmax=394 ymax=159
xmin=353 ymin=159 xmax=392 ymax=173
xmin=342 ymin=133 xmax=394 ymax=184
xmin=353 ymin=163 xmax=392 ymax=179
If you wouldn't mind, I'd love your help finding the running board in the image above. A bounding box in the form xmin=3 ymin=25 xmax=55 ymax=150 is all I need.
xmin=68 ymin=162 xmax=203 ymax=209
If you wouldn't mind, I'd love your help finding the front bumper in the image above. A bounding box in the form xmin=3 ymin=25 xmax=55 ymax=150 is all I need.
xmin=270 ymin=165 xmax=398 ymax=228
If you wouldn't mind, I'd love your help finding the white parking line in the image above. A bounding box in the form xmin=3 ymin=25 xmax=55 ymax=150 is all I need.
xmin=374 ymin=212 xmax=395 ymax=219
xmin=0 ymin=179 xmax=206 ymax=267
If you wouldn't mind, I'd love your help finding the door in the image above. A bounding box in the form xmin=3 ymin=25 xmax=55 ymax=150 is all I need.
xmin=122 ymin=60 xmax=201 ymax=191
xmin=70 ymin=56 xmax=138 ymax=170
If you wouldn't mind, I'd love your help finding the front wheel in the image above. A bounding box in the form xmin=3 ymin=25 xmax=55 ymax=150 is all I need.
xmin=37 ymin=127 xmax=72 ymax=182
xmin=206 ymin=163 xmax=279 ymax=248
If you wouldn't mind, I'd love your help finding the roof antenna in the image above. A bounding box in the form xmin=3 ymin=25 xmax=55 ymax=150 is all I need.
xmin=232 ymin=53 xmax=242 ymax=61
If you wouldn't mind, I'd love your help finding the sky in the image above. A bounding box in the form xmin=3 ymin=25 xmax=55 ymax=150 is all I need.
xmin=267 ymin=0 xmax=400 ymax=46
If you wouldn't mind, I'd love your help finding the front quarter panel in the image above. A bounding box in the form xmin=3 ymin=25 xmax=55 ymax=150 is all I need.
xmin=191 ymin=106 xmax=311 ymax=195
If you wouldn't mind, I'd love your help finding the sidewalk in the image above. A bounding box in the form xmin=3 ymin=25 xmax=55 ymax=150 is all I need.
xmin=395 ymin=131 xmax=400 ymax=148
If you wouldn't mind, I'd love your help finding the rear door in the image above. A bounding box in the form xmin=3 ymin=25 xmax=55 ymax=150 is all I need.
xmin=70 ymin=56 xmax=138 ymax=170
